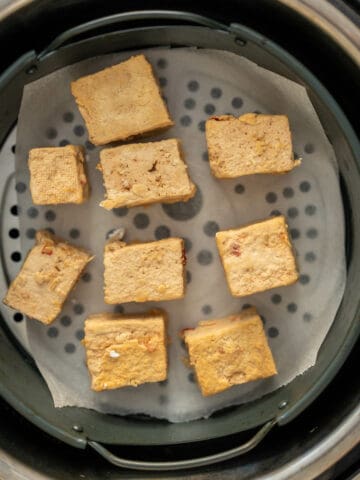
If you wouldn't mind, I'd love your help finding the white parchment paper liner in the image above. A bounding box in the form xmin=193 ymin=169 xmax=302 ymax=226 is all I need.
xmin=14 ymin=48 xmax=345 ymax=422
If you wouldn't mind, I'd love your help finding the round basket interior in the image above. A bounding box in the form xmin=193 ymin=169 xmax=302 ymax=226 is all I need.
xmin=0 ymin=18 xmax=359 ymax=449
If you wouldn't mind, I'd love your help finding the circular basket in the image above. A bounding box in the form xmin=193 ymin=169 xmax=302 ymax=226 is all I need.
xmin=0 ymin=8 xmax=359 ymax=471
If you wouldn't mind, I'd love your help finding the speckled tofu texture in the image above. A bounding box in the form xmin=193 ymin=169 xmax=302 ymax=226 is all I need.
xmin=71 ymin=55 xmax=174 ymax=145
xmin=216 ymin=215 xmax=299 ymax=297
xmin=28 ymin=145 xmax=89 ymax=205
xmin=98 ymin=139 xmax=196 ymax=210
xmin=3 ymin=231 xmax=92 ymax=324
xmin=206 ymin=113 xmax=300 ymax=178
xmin=104 ymin=238 xmax=185 ymax=303
xmin=184 ymin=307 xmax=277 ymax=396
xmin=84 ymin=310 xmax=167 ymax=391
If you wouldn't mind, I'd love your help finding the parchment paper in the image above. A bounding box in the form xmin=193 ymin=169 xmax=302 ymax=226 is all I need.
xmin=14 ymin=48 xmax=345 ymax=422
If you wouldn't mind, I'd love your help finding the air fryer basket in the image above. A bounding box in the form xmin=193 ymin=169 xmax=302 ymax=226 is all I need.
xmin=0 ymin=10 xmax=359 ymax=471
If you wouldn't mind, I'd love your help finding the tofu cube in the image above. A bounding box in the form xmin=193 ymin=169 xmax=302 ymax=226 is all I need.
xmin=71 ymin=55 xmax=173 ymax=145
xmin=28 ymin=145 xmax=89 ymax=205
xmin=216 ymin=215 xmax=298 ymax=297
xmin=3 ymin=231 xmax=92 ymax=324
xmin=184 ymin=307 xmax=277 ymax=396
xmin=84 ymin=310 xmax=167 ymax=391
xmin=98 ymin=139 xmax=196 ymax=210
xmin=104 ymin=238 xmax=185 ymax=303
xmin=206 ymin=113 xmax=299 ymax=178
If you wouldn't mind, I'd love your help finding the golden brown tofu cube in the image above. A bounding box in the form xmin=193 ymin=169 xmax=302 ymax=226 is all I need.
xmin=104 ymin=238 xmax=185 ymax=304
xmin=84 ymin=310 xmax=167 ymax=391
xmin=183 ymin=307 xmax=277 ymax=396
xmin=206 ymin=113 xmax=300 ymax=178
xmin=3 ymin=231 xmax=92 ymax=324
xmin=216 ymin=215 xmax=298 ymax=297
xmin=71 ymin=55 xmax=174 ymax=145
xmin=98 ymin=139 xmax=196 ymax=210
xmin=28 ymin=145 xmax=89 ymax=205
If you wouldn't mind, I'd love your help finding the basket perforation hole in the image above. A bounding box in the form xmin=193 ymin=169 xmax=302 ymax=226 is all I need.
xmin=15 ymin=182 xmax=26 ymax=193
xmin=45 ymin=127 xmax=57 ymax=139
xmin=10 ymin=205 xmax=18 ymax=216
xmin=9 ymin=228 xmax=20 ymax=239
xmin=13 ymin=312 xmax=23 ymax=322
xmin=11 ymin=252 xmax=22 ymax=262
xmin=65 ymin=343 xmax=76 ymax=353
xmin=187 ymin=80 xmax=199 ymax=92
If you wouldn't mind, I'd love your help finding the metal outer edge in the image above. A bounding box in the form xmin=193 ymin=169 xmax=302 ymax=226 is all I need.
xmin=0 ymin=448 xmax=51 ymax=480
xmin=257 ymin=404 xmax=360 ymax=480
xmin=279 ymin=0 xmax=360 ymax=66
xmin=0 ymin=0 xmax=31 ymax=22
xmin=88 ymin=419 xmax=276 ymax=471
